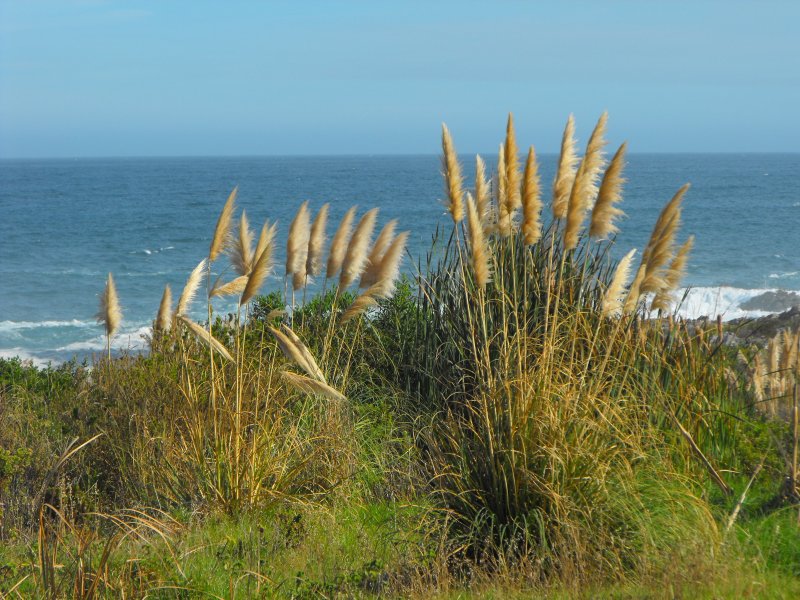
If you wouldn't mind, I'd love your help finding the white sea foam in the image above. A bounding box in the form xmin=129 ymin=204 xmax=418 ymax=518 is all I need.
xmin=669 ymin=287 xmax=790 ymax=321
xmin=0 ymin=319 xmax=95 ymax=332
xmin=768 ymin=271 xmax=799 ymax=280
xmin=56 ymin=325 xmax=152 ymax=353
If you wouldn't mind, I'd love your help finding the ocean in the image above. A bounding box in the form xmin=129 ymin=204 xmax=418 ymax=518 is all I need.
xmin=1 ymin=154 xmax=798 ymax=366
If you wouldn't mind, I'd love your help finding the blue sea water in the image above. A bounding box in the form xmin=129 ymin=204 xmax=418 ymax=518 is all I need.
xmin=1 ymin=154 xmax=798 ymax=366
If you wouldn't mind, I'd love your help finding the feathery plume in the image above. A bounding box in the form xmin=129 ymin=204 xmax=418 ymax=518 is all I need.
xmin=209 ymin=275 xmax=249 ymax=299
xmin=178 ymin=315 xmax=233 ymax=362
xmin=286 ymin=201 xmax=311 ymax=279
xmin=475 ymin=155 xmax=490 ymax=226
xmin=441 ymin=124 xmax=464 ymax=222
xmin=175 ymin=259 xmax=207 ymax=317
xmin=326 ymin=206 xmax=357 ymax=279
xmin=564 ymin=113 xmax=608 ymax=250
xmin=253 ymin=222 xmax=278 ymax=274
xmin=339 ymin=207 xmax=378 ymax=290
xmin=281 ymin=371 xmax=347 ymax=403
xmin=230 ymin=210 xmax=254 ymax=276
xmin=466 ymin=193 xmax=491 ymax=289
xmin=241 ymin=239 xmax=275 ymax=305
xmin=590 ymin=142 xmax=627 ymax=239
xmin=552 ymin=115 xmax=578 ymax=219
xmin=279 ymin=324 xmax=326 ymax=381
xmin=602 ymin=249 xmax=636 ymax=318
xmin=97 ymin=272 xmax=122 ymax=337
xmin=521 ymin=146 xmax=542 ymax=245
xmin=640 ymin=184 xmax=689 ymax=294
xmin=651 ymin=235 xmax=694 ymax=312
xmin=496 ymin=144 xmax=512 ymax=236
xmin=504 ymin=113 xmax=521 ymax=210
xmin=622 ymin=263 xmax=646 ymax=315
xmin=209 ymin=187 xmax=237 ymax=262
xmin=155 ymin=284 xmax=172 ymax=332
xmin=305 ymin=203 xmax=329 ymax=278
xmin=751 ymin=353 xmax=764 ymax=403
xmin=342 ymin=231 xmax=408 ymax=323
xmin=360 ymin=219 xmax=398 ymax=288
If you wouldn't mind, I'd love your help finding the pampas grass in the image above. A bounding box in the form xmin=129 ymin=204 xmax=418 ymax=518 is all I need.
xmin=552 ymin=114 xmax=578 ymax=219
xmin=360 ymin=219 xmax=398 ymax=288
xmin=342 ymin=230 xmax=409 ymax=323
xmin=306 ymin=203 xmax=329 ymax=278
xmin=504 ymin=113 xmax=521 ymax=210
xmin=521 ymin=146 xmax=542 ymax=245
xmin=475 ymin=155 xmax=490 ymax=228
xmin=466 ymin=193 xmax=491 ymax=289
xmin=281 ymin=371 xmax=347 ymax=403
xmin=590 ymin=142 xmax=627 ymax=239
xmin=175 ymin=259 xmax=207 ymax=317
xmin=97 ymin=273 xmax=122 ymax=357
xmin=178 ymin=315 xmax=233 ymax=361
xmin=326 ymin=206 xmax=357 ymax=279
xmin=286 ymin=201 xmax=311 ymax=289
xmin=210 ymin=187 xmax=237 ymax=262
xmin=564 ymin=113 xmax=608 ymax=250
xmin=210 ymin=275 xmax=249 ymax=299
xmin=230 ymin=210 xmax=254 ymax=276
xmin=602 ymin=249 xmax=636 ymax=317
xmin=442 ymin=124 xmax=464 ymax=223
xmin=241 ymin=239 xmax=275 ymax=305
xmin=339 ymin=207 xmax=378 ymax=290
xmin=496 ymin=144 xmax=511 ymax=236
xmin=651 ymin=235 xmax=694 ymax=312
xmin=640 ymin=184 xmax=689 ymax=294
xmin=155 ymin=284 xmax=172 ymax=332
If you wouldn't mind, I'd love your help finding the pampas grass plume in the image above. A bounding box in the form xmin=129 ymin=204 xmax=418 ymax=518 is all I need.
xmin=504 ymin=113 xmax=521 ymax=210
xmin=209 ymin=186 xmax=237 ymax=262
xmin=496 ymin=144 xmax=512 ymax=236
xmin=360 ymin=219 xmax=397 ymax=288
xmin=286 ymin=201 xmax=311 ymax=279
xmin=326 ymin=206 xmax=357 ymax=279
xmin=306 ymin=203 xmax=329 ymax=278
xmin=603 ymin=249 xmax=636 ymax=317
xmin=98 ymin=272 xmax=122 ymax=337
xmin=339 ymin=207 xmax=378 ymax=289
xmin=552 ymin=115 xmax=578 ymax=219
xmin=466 ymin=193 xmax=491 ymax=289
xmin=441 ymin=124 xmax=464 ymax=223
xmin=155 ymin=284 xmax=172 ymax=332
xmin=564 ymin=113 xmax=608 ymax=250
xmin=590 ymin=142 xmax=627 ymax=239
xmin=521 ymin=146 xmax=542 ymax=245
xmin=178 ymin=315 xmax=233 ymax=361
xmin=641 ymin=184 xmax=689 ymax=294
xmin=651 ymin=235 xmax=694 ymax=312
xmin=241 ymin=240 xmax=275 ymax=305
xmin=475 ymin=155 xmax=490 ymax=227
xmin=175 ymin=258 xmax=207 ymax=317
xmin=231 ymin=210 xmax=254 ymax=276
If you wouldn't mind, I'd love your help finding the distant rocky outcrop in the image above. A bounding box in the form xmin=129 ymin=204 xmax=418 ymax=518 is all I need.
xmin=739 ymin=290 xmax=800 ymax=313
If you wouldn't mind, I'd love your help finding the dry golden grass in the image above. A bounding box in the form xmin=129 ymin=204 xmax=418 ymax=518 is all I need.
xmin=466 ymin=193 xmax=491 ymax=288
xmin=603 ymin=248 xmax=636 ymax=317
xmin=175 ymin=259 xmax=207 ymax=317
xmin=361 ymin=219 xmax=398 ymax=288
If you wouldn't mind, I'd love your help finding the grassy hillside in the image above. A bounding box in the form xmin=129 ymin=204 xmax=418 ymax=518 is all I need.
xmin=1 ymin=114 xmax=798 ymax=598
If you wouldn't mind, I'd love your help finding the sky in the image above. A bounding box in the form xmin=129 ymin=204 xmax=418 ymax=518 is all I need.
xmin=0 ymin=0 xmax=798 ymax=157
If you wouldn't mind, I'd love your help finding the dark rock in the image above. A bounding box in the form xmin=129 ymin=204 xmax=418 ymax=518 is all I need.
xmin=739 ymin=290 xmax=800 ymax=312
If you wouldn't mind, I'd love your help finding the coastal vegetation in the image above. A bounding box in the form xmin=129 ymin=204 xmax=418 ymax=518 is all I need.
xmin=1 ymin=114 xmax=799 ymax=598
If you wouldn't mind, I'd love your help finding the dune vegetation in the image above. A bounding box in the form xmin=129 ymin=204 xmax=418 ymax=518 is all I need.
xmin=1 ymin=114 xmax=799 ymax=598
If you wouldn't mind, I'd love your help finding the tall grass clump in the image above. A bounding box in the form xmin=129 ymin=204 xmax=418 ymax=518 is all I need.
xmin=404 ymin=113 xmax=721 ymax=579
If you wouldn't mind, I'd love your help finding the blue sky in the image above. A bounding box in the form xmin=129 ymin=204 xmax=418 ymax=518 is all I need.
xmin=1 ymin=0 xmax=798 ymax=157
